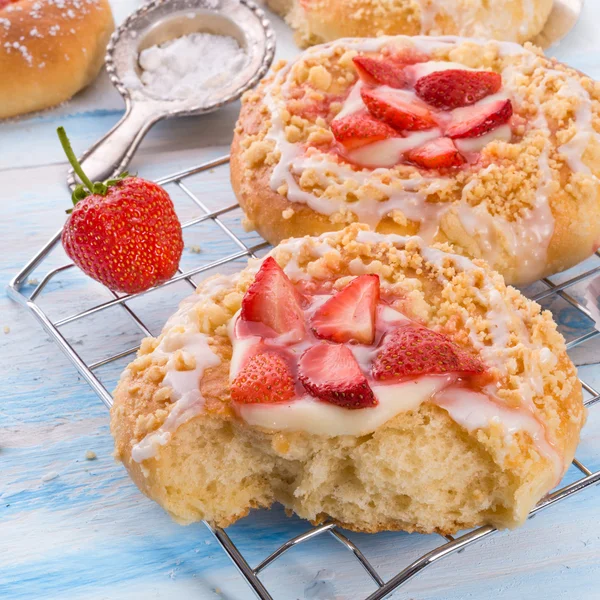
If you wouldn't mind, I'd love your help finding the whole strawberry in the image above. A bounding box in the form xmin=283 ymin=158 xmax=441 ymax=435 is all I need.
xmin=58 ymin=127 xmax=183 ymax=294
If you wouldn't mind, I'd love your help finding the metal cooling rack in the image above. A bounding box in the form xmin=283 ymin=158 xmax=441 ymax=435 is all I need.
xmin=7 ymin=155 xmax=600 ymax=600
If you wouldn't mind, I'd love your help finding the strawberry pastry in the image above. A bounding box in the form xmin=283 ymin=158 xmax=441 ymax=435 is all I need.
xmin=231 ymin=36 xmax=600 ymax=285
xmin=266 ymin=0 xmax=552 ymax=48
xmin=111 ymin=225 xmax=585 ymax=534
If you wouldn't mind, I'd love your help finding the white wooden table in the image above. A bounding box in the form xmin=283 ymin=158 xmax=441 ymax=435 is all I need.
xmin=2 ymin=2 xmax=600 ymax=599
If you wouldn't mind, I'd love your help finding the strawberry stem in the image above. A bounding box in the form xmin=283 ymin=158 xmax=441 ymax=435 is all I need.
xmin=57 ymin=127 xmax=95 ymax=197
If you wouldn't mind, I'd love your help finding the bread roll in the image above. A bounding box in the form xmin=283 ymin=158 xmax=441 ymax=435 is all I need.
xmin=268 ymin=0 xmax=553 ymax=48
xmin=0 ymin=0 xmax=114 ymax=118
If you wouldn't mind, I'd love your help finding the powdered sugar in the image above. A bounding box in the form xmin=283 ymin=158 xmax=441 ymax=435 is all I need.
xmin=135 ymin=32 xmax=248 ymax=101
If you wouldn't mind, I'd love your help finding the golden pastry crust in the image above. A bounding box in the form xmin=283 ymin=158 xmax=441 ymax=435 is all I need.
xmin=111 ymin=224 xmax=585 ymax=534
xmin=268 ymin=0 xmax=553 ymax=48
xmin=0 ymin=0 xmax=114 ymax=119
xmin=231 ymin=36 xmax=600 ymax=286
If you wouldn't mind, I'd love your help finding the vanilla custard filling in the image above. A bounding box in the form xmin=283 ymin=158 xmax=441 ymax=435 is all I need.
xmin=238 ymin=376 xmax=454 ymax=436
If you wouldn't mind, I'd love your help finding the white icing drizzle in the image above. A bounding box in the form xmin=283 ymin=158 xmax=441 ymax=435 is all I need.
xmin=454 ymin=63 xmax=600 ymax=282
xmin=279 ymin=150 xmax=452 ymax=233
xmin=455 ymin=145 xmax=555 ymax=284
xmin=556 ymin=77 xmax=600 ymax=179
xmin=131 ymin=331 xmax=221 ymax=462
xmin=434 ymin=388 xmax=562 ymax=476
xmin=130 ymin=276 xmax=237 ymax=463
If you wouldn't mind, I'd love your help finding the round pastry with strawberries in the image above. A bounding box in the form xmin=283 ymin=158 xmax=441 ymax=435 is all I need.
xmin=267 ymin=0 xmax=552 ymax=48
xmin=231 ymin=36 xmax=600 ymax=285
xmin=111 ymin=224 xmax=584 ymax=534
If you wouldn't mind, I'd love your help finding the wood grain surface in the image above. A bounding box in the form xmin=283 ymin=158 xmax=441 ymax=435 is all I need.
xmin=2 ymin=1 xmax=600 ymax=598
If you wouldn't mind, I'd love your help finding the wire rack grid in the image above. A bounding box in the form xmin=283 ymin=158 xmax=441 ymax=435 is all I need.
xmin=7 ymin=155 xmax=600 ymax=600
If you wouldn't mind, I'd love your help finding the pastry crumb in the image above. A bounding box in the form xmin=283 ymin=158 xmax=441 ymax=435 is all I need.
xmin=242 ymin=217 xmax=256 ymax=232
xmin=3 ymin=326 xmax=9 ymax=334
xmin=85 ymin=450 xmax=97 ymax=460
xmin=189 ymin=245 xmax=202 ymax=254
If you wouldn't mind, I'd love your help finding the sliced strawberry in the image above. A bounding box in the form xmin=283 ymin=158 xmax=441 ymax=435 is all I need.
xmin=372 ymin=324 xmax=485 ymax=381
xmin=331 ymin=113 xmax=398 ymax=150
xmin=406 ymin=137 xmax=465 ymax=169
xmin=311 ymin=274 xmax=380 ymax=344
xmin=231 ymin=351 xmax=295 ymax=404
xmin=445 ymin=99 xmax=513 ymax=139
xmin=360 ymin=87 xmax=437 ymax=132
xmin=353 ymin=56 xmax=407 ymax=89
xmin=241 ymin=257 xmax=306 ymax=341
xmin=298 ymin=344 xmax=377 ymax=409
xmin=415 ymin=70 xmax=502 ymax=110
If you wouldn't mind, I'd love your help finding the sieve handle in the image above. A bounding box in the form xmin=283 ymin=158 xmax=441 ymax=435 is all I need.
xmin=67 ymin=102 xmax=161 ymax=188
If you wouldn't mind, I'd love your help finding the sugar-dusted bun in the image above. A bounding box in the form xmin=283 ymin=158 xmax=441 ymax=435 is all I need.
xmin=268 ymin=0 xmax=552 ymax=48
xmin=0 ymin=0 xmax=114 ymax=119
xmin=231 ymin=36 xmax=600 ymax=286
xmin=111 ymin=224 xmax=585 ymax=534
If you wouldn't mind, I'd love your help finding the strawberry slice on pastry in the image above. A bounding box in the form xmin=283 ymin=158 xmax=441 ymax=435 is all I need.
xmin=372 ymin=324 xmax=486 ymax=381
xmin=445 ymin=99 xmax=513 ymax=139
xmin=231 ymin=351 xmax=296 ymax=404
xmin=360 ymin=87 xmax=437 ymax=131
xmin=299 ymin=343 xmax=377 ymax=409
xmin=311 ymin=274 xmax=380 ymax=344
xmin=406 ymin=137 xmax=465 ymax=169
xmin=415 ymin=69 xmax=502 ymax=110
xmin=353 ymin=56 xmax=407 ymax=89
xmin=241 ymin=257 xmax=306 ymax=341
xmin=331 ymin=113 xmax=399 ymax=150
